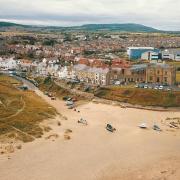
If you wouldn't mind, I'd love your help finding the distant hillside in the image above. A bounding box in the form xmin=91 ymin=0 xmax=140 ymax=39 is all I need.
xmin=0 ymin=22 xmax=160 ymax=32
xmin=79 ymin=23 xmax=159 ymax=32
xmin=0 ymin=22 xmax=28 ymax=27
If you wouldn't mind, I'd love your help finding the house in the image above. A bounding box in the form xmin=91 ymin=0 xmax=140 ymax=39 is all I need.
xmin=73 ymin=64 xmax=110 ymax=86
xmin=36 ymin=58 xmax=48 ymax=76
xmin=0 ymin=57 xmax=17 ymax=70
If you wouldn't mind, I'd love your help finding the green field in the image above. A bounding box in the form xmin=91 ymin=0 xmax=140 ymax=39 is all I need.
xmin=95 ymin=86 xmax=180 ymax=107
xmin=0 ymin=75 xmax=57 ymax=142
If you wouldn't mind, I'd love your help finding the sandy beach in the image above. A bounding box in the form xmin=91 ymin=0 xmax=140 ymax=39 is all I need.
xmin=0 ymin=90 xmax=180 ymax=180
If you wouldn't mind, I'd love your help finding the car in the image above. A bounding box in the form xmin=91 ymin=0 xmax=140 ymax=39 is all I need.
xmin=51 ymin=97 xmax=56 ymax=100
xmin=114 ymin=81 xmax=121 ymax=85
xmin=144 ymin=85 xmax=148 ymax=89
xmin=66 ymin=101 xmax=74 ymax=106
xmin=63 ymin=96 xmax=69 ymax=101
xmin=154 ymin=86 xmax=159 ymax=90
xmin=166 ymin=87 xmax=172 ymax=91
xmin=78 ymin=118 xmax=88 ymax=125
xmin=158 ymin=85 xmax=164 ymax=90
xmin=138 ymin=83 xmax=145 ymax=88
xmin=68 ymin=105 xmax=74 ymax=109
xmin=135 ymin=84 xmax=139 ymax=88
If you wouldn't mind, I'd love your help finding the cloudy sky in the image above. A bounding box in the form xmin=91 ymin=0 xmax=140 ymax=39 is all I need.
xmin=0 ymin=0 xmax=179 ymax=30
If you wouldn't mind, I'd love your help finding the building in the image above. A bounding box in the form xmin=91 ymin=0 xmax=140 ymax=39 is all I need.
xmin=162 ymin=49 xmax=180 ymax=61
xmin=127 ymin=47 xmax=159 ymax=60
xmin=0 ymin=57 xmax=17 ymax=70
xmin=110 ymin=64 xmax=147 ymax=84
xmin=141 ymin=51 xmax=159 ymax=61
xmin=146 ymin=63 xmax=176 ymax=85
xmin=73 ymin=64 xmax=110 ymax=86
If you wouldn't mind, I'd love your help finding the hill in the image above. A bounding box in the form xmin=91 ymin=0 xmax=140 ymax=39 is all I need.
xmin=79 ymin=23 xmax=159 ymax=32
xmin=0 ymin=21 xmax=159 ymax=32
xmin=0 ymin=21 xmax=29 ymax=28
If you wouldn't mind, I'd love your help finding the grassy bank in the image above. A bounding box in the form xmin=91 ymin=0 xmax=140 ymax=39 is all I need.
xmin=177 ymin=72 xmax=180 ymax=83
xmin=35 ymin=76 xmax=72 ymax=98
xmin=95 ymin=87 xmax=180 ymax=107
xmin=0 ymin=75 xmax=57 ymax=142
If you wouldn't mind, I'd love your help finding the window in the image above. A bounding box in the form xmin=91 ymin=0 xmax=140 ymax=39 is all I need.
xmin=149 ymin=76 xmax=153 ymax=81
xmin=164 ymin=77 xmax=168 ymax=82
xmin=157 ymin=77 xmax=160 ymax=83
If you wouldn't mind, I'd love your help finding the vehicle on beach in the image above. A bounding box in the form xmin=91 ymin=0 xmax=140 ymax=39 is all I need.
xmin=153 ymin=124 xmax=162 ymax=131
xmin=138 ymin=123 xmax=148 ymax=129
xmin=51 ymin=97 xmax=56 ymax=100
xmin=106 ymin=124 xmax=116 ymax=132
xmin=66 ymin=100 xmax=74 ymax=106
xmin=68 ymin=105 xmax=74 ymax=109
xmin=63 ymin=96 xmax=69 ymax=101
xmin=78 ymin=118 xmax=88 ymax=125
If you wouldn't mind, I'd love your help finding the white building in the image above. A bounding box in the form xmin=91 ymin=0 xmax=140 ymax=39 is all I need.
xmin=36 ymin=59 xmax=48 ymax=76
xmin=162 ymin=49 xmax=180 ymax=61
xmin=0 ymin=57 xmax=17 ymax=70
xmin=141 ymin=51 xmax=159 ymax=61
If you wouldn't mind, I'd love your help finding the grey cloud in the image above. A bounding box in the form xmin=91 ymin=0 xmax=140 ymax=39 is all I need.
xmin=0 ymin=0 xmax=179 ymax=30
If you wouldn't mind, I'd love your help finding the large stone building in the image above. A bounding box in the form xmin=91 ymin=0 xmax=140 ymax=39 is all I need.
xmin=146 ymin=63 xmax=176 ymax=85
xmin=110 ymin=64 xmax=147 ymax=84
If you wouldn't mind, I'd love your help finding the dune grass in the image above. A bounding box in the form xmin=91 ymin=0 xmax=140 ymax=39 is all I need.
xmin=0 ymin=74 xmax=57 ymax=142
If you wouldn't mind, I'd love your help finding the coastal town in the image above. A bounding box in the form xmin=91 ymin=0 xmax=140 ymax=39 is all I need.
xmin=0 ymin=1 xmax=180 ymax=179
xmin=0 ymin=32 xmax=180 ymax=90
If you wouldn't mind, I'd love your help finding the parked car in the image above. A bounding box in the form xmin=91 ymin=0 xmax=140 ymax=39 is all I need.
xmin=154 ymin=86 xmax=159 ymax=90
xmin=148 ymin=85 xmax=153 ymax=89
xmin=144 ymin=85 xmax=148 ymax=89
xmin=158 ymin=85 xmax=164 ymax=90
xmin=68 ymin=105 xmax=74 ymax=109
xmin=66 ymin=101 xmax=74 ymax=106
xmin=51 ymin=97 xmax=56 ymax=100
xmin=63 ymin=96 xmax=69 ymax=101
xmin=114 ymin=81 xmax=121 ymax=85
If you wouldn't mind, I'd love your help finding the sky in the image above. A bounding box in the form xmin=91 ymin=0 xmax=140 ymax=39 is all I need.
xmin=0 ymin=0 xmax=179 ymax=30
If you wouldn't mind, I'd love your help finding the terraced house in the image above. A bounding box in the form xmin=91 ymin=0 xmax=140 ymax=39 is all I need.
xmin=73 ymin=64 xmax=110 ymax=85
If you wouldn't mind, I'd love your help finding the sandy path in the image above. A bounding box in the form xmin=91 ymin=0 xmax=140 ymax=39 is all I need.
xmin=0 ymin=89 xmax=180 ymax=180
